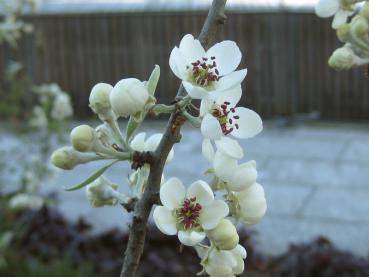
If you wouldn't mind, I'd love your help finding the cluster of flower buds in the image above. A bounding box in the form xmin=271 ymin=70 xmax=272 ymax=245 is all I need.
xmin=51 ymin=34 xmax=266 ymax=276
xmin=51 ymin=66 xmax=161 ymax=207
xmin=316 ymin=0 xmax=369 ymax=70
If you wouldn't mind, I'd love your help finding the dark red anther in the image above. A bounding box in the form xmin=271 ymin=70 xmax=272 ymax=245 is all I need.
xmin=230 ymin=108 xmax=235 ymax=113
xmin=211 ymin=56 xmax=216 ymax=60
xmin=233 ymin=115 xmax=239 ymax=119
xmin=215 ymin=69 xmax=219 ymax=75
xmin=202 ymin=57 xmax=208 ymax=61
xmin=212 ymin=61 xmax=216 ymax=67
xmin=221 ymin=104 xmax=227 ymax=109
xmin=229 ymin=118 xmax=233 ymax=124
xmin=224 ymin=101 xmax=230 ymax=105
xmin=235 ymin=124 xmax=239 ymax=129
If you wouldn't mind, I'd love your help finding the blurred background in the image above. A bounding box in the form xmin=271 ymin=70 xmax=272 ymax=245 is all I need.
xmin=1 ymin=0 xmax=369 ymax=276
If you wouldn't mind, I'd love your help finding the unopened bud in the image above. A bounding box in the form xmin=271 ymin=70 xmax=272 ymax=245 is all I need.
xmin=109 ymin=78 xmax=149 ymax=118
xmin=337 ymin=24 xmax=351 ymax=42
xmin=70 ymin=125 xmax=96 ymax=152
xmin=351 ymin=16 xmax=369 ymax=37
xmin=207 ymin=219 xmax=239 ymax=250
xmin=328 ymin=46 xmax=355 ymax=70
xmin=86 ymin=176 xmax=118 ymax=207
xmin=89 ymin=83 xmax=115 ymax=120
xmin=51 ymin=146 xmax=100 ymax=170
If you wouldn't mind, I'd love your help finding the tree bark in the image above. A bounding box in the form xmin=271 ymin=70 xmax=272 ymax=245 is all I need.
xmin=120 ymin=1 xmax=227 ymax=276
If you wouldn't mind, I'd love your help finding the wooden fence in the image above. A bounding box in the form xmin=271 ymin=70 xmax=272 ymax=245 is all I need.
xmin=1 ymin=11 xmax=369 ymax=120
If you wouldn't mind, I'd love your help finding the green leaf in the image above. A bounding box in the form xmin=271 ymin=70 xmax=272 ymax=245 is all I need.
xmin=146 ymin=65 xmax=160 ymax=96
xmin=126 ymin=116 xmax=140 ymax=141
xmin=64 ymin=160 xmax=119 ymax=191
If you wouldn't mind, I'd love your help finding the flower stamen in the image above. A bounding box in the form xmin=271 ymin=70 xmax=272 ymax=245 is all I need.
xmin=212 ymin=101 xmax=240 ymax=135
xmin=176 ymin=197 xmax=202 ymax=229
xmin=190 ymin=57 xmax=220 ymax=87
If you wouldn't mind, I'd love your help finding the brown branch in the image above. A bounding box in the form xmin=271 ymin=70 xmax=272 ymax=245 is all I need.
xmin=120 ymin=1 xmax=228 ymax=276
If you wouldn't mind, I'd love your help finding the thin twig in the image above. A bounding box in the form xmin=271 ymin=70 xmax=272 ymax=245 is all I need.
xmin=120 ymin=1 xmax=227 ymax=276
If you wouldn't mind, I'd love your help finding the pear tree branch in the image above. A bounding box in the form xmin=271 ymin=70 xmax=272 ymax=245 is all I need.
xmin=120 ymin=1 xmax=228 ymax=276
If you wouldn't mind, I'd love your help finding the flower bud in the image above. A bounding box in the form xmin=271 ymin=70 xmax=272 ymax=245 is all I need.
xmin=235 ymin=183 xmax=267 ymax=225
xmin=207 ymin=219 xmax=239 ymax=250
xmin=328 ymin=46 xmax=355 ymax=70
xmin=86 ymin=176 xmax=118 ymax=207
xmin=336 ymin=24 xmax=350 ymax=42
xmin=89 ymin=83 xmax=114 ymax=120
xmin=351 ymin=16 xmax=369 ymax=37
xmin=109 ymin=78 xmax=149 ymax=118
xmin=228 ymin=160 xmax=257 ymax=192
xmin=70 ymin=125 xmax=96 ymax=152
xmin=96 ymin=123 xmax=116 ymax=148
xmin=51 ymin=146 xmax=81 ymax=170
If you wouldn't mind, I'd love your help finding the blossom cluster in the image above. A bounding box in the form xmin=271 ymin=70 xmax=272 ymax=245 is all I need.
xmin=51 ymin=34 xmax=266 ymax=276
xmin=0 ymin=0 xmax=39 ymax=47
xmin=315 ymin=0 xmax=369 ymax=70
xmin=30 ymin=83 xmax=73 ymax=130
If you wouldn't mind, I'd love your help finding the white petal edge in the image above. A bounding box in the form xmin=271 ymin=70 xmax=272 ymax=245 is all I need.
xmin=160 ymin=177 xmax=185 ymax=210
xmin=199 ymin=96 xmax=214 ymax=117
xmin=315 ymin=0 xmax=339 ymax=18
xmin=206 ymin=40 xmax=242 ymax=76
xmin=213 ymin=150 xmax=238 ymax=182
xmin=200 ymin=200 xmax=229 ymax=230
xmin=201 ymin=114 xmax=223 ymax=140
xmin=216 ymin=69 xmax=247 ymax=92
xmin=179 ymin=34 xmax=206 ymax=64
xmin=211 ymin=85 xmax=242 ymax=108
xmin=231 ymin=107 xmax=263 ymax=139
xmin=183 ymin=81 xmax=209 ymax=99
xmin=153 ymin=206 xmax=177 ymax=235
xmin=169 ymin=46 xmax=188 ymax=80
xmin=215 ymin=136 xmax=244 ymax=160
xmin=202 ymin=138 xmax=215 ymax=164
xmin=187 ymin=180 xmax=214 ymax=207
xmin=332 ymin=9 xmax=351 ymax=29
xmin=178 ymin=230 xmax=206 ymax=246
xmin=130 ymin=132 xmax=146 ymax=151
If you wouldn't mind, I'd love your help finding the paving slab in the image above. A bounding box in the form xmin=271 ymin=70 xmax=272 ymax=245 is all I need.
xmin=302 ymin=187 xmax=369 ymax=223
xmin=249 ymin=217 xmax=369 ymax=257
xmin=260 ymin=158 xmax=369 ymax=188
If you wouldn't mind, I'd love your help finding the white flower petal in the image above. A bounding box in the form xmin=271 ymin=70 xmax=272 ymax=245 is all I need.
xmin=206 ymin=40 xmax=242 ymax=75
xmin=237 ymin=182 xmax=267 ymax=225
xmin=202 ymin=139 xmax=215 ymax=164
xmin=187 ymin=180 xmax=214 ymax=207
xmin=216 ymin=69 xmax=247 ymax=92
xmin=200 ymin=200 xmax=229 ymax=230
xmin=233 ymin=244 xmax=247 ymax=260
xmin=228 ymin=160 xmax=257 ymax=192
xmin=210 ymin=85 xmax=242 ymax=107
xmin=232 ymin=107 xmax=263 ymax=139
xmin=160 ymin=177 xmax=185 ymax=210
xmin=201 ymin=114 xmax=223 ymax=140
xmin=130 ymin=132 xmax=146 ymax=151
xmin=215 ymin=136 xmax=244 ymax=160
xmin=178 ymin=230 xmax=206 ymax=246
xmin=315 ymin=0 xmax=339 ymax=18
xmin=213 ymin=151 xmax=238 ymax=182
xmin=199 ymin=96 xmax=214 ymax=117
xmin=183 ymin=81 xmax=209 ymax=99
xmin=169 ymin=46 xmax=188 ymax=80
xmin=144 ymin=133 xmax=162 ymax=152
xmin=332 ymin=9 xmax=352 ymax=29
xmin=153 ymin=206 xmax=177 ymax=235
xmin=179 ymin=34 xmax=206 ymax=64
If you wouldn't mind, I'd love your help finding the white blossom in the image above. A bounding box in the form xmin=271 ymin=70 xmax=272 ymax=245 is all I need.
xmin=233 ymin=183 xmax=267 ymax=225
xmin=153 ymin=178 xmax=229 ymax=246
xmin=30 ymin=106 xmax=48 ymax=129
xmin=200 ymin=85 xmax=263 ymax=141
xmin=315 ymin=0 xmax=355 ymax=29
xmin=169 ymin=34 xmax=247 ymax=99
xmin=85 ymin=176 xmax=118 ymax=208
xmin=198 ymin=244 xmax=247 ymax=277
xmin=110 ymin=78 xmax=149 ymax=118
xmin=50 ymin=93 xmax=73 ymax=121
xmin=9 ymin=193 xmax=43 ymax=210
